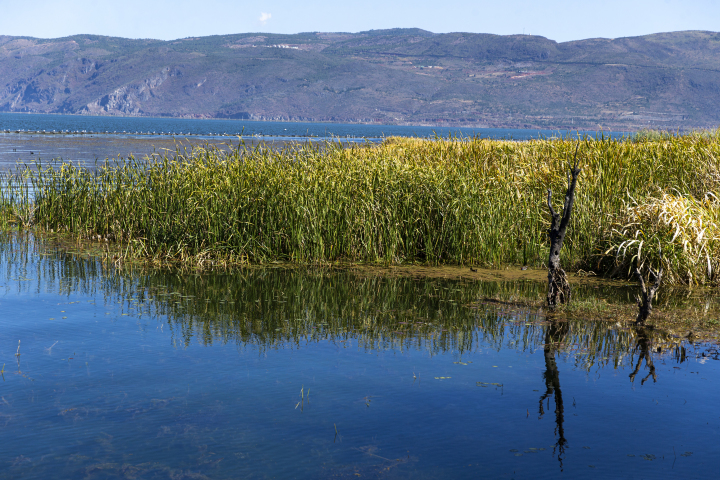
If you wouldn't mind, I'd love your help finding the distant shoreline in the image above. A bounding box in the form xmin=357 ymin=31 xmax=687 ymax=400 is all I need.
xmin=0 ymin=112 xmax=634 ymax=142
xmin=0 ymin=110 xmax=653 ymax=132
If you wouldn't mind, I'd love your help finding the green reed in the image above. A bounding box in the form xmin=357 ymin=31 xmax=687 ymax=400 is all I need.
xmin=5 ymin=132 xmax=720 ymax=284
xmin=0 ymin=169 xmax=35 ymax=228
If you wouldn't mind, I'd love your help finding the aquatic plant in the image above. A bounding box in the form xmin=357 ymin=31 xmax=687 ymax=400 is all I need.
xmin=2 ymin=132 xmax=720 ymax=284
xmin=607 ymin=192 xmax=720 ymax=285
xmin=0 ymin=169 xmax=35 ymax=228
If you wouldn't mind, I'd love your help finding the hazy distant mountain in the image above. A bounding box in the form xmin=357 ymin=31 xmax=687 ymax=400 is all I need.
xmin=2 ymin=29 xmax=720 ymax=130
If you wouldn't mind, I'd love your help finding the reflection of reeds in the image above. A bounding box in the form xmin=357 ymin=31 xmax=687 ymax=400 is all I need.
xmin=2 ymin=230 xmax=706 ymax=376
xmin=1 ymin=230 xmax=681 ymax=370
xmin=3 ymin=134 xmax=720 ymax=284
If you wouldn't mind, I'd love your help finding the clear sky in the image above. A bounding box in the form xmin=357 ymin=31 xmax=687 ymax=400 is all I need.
xmin=1 ymin=0 xmax=718 ymax=43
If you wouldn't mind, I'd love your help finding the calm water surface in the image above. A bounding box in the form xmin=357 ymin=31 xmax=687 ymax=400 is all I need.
xmin=0 ymin=133 xmax=244 ymax=168
xmin=0 ymin=112 xmax=630 ymax=140
xmin=0 ymin=232 xmax=718 ymax=479
xmin=0 ymin=112 xmax=630 ymax=168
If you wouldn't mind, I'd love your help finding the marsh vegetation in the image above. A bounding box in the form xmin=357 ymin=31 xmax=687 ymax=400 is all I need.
xmin=1 ymin=132 xmax=720 ymax=288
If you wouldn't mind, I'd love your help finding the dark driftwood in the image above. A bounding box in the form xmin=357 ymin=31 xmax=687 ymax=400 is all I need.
xmin=546 ymin=145 xmax=581 ymax=307
xmin=635 ymin=266 xmax=663 ymax=325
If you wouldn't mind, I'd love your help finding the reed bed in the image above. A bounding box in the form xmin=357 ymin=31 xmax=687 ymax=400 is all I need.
xmin=3 ymin=132 xmax=720 ymax=285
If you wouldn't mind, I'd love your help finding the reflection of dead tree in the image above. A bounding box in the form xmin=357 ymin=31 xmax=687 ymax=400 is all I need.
xmin=539 ymin=317 xmax=569 ymax=470
xmin=629 ymin=263 xmax=662 ymax=384
xmin=546 ymin=145 xmax=581 ymax=308
xmin=635 ymin=265 xmax=662 ymax=326
xmin=629 ymin=326 xmax=657 ymax=385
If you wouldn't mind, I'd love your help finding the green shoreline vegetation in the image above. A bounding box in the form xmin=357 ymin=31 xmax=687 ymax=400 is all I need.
xmin=4 ymin=133 xmax=720 ymax=281
xmin=2 ymin=132 xmax=720 ymax=337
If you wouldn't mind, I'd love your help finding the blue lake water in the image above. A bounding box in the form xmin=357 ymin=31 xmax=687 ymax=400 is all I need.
xmin=0 ymin=112 xmax=629 ymax=167
xmin=0 ymin=112 xmax=628 ymax=141
xmin=0 ymin=232 xmax=718 ymax=479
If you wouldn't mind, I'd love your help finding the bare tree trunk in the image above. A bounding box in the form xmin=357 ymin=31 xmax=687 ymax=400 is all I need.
xmin=635 ymin=266 xmax=662 ymax=325
xmin=546 ymin=145 xmax=581 ymax=308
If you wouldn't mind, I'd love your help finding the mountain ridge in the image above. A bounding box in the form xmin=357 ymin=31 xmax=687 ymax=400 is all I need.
xmin=1 ymin=29 xmax=720 ymax=130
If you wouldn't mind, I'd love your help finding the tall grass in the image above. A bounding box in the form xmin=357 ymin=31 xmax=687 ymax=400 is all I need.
xmin=0 ymin=170 xmax=35 ymax=228
xmin=4 ymin=133 xmax=720 ymax=284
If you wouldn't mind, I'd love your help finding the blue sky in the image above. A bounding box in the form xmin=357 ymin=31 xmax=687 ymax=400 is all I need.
xmin=1 ymin=0 xmax=718 ymax=42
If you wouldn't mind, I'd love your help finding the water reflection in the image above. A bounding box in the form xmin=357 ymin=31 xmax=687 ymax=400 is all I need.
xmin=630 ymin=326 xmax=658 ymax=385
xmin=1 ymin=231 xmax=718 ymax=478
xmin=534 ymin=318 xmax=684 ymax=471
xmin=0 ymin=231 xmax=693 ymax=368
xmin=539 ymin=316 xmax=569 ymax=469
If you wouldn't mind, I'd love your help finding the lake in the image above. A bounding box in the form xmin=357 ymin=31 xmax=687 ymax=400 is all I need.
xmin=0 ymin=114 xmax=716 ymax=478
xmin=0 ymin=231 xmax=718 ymax=479
xmin=0 ymin=112 xmax=629 ymax=167
xmin=0 ymin=112 xmax=630 ymax=141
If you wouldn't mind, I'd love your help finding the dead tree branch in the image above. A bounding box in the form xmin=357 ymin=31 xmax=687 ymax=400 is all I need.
xmin=546 ymin=144 xmax=581 ymax=307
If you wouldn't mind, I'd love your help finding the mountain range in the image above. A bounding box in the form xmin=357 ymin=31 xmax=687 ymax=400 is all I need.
xmin=2 ymin=29 xmax=720 ymax=130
